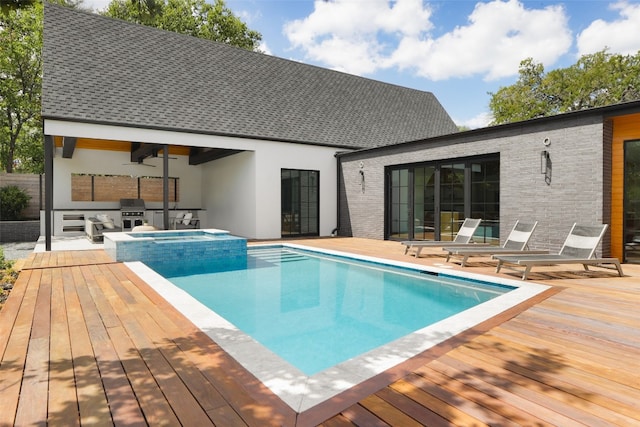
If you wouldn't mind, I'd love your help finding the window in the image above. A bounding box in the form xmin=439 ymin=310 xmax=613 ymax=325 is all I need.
xmin=281 ymin=169 xmax=319 ymax=237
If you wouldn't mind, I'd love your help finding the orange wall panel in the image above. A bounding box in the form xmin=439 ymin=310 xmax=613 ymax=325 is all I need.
xmin=611 ymin=113 xmax=640 ymax=260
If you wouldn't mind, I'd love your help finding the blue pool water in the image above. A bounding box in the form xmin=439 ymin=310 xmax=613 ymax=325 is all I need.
xmin=148 ymin=246 xmax=512 ymax=375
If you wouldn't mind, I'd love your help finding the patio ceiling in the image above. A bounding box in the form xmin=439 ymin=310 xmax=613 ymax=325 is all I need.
xmin=53 ymin=137 xmax=244 ymax=165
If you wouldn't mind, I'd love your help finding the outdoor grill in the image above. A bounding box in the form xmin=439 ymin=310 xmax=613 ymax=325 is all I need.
xmin=120 ymin=198 xmax=146 ymax=231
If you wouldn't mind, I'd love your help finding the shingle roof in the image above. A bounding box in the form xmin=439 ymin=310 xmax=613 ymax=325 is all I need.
xmin=42 ymin=3 xmax=458 ymax=149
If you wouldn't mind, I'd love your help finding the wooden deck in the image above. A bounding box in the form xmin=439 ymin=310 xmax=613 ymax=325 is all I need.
xmin=1 ymin=238 xmax=639 ymax=426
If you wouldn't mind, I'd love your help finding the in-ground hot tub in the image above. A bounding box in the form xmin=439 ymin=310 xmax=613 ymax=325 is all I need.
xmin=103 ymin=229 xmax=247 ymax=267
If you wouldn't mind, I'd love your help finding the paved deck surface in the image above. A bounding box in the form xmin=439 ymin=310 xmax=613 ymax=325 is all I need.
xmin=1 ymin=238 xmax=638 ymax=426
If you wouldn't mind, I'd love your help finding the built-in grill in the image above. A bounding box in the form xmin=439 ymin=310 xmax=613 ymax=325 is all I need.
xmin=120 ymin=198 xmax=145 ymax=231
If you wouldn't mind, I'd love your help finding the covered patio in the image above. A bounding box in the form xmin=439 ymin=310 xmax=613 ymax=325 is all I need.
xmin=1 ymin=238 xmax=638 ymax=426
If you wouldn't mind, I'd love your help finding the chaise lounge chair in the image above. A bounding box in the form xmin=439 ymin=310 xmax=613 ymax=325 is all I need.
xmin=494 ymin=223 xmax=624 ymax=280
xmin=443 ymin=221 xmax=548 ymax=267
xmin=402 ymin=218 xmax=489 ymax=258
xmin=171 ymin=212 xmax=200 ymax=229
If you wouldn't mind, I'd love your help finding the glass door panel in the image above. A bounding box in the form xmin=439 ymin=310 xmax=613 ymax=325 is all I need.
xmin=389 ymin=169 xmax=410 ymax=239
xmin=413 ymin=166 xmax=436 ymax=240
xmin=439 ymin=163 xmax=465 ymax=241
xmin=470 ymin=160 xmax=500 ymax=244
xmin=624 ymin=140 xmax=640 ymax=263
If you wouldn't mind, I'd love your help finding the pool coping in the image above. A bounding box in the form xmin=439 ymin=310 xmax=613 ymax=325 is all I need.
xmin=127 ymin=243 xmax=551 ymax=414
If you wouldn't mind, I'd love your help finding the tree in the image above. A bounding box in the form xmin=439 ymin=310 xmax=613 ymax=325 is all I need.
xmin=1 ymin=0 xmax=36 ymax=14
xmin=103 ymin=0 xmax=262 ymax=51
xmin=489 ymin=50 xmax=640 ymax=125
xmin=0 ymin=0 xmax=259 ymax=174
xmin=0 ymin=2 xmax=42 ymax=173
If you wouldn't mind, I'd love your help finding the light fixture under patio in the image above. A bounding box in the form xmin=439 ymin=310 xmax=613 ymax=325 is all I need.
xmin=541 ymin=150 xmax=552 ymax=185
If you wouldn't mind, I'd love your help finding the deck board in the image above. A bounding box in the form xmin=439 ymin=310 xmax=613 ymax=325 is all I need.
xmin=0 ymin=239 xmax=639 ymax=426
xmin=48 ymin=268 xmax=80 ymax=426
xmin=68 ymin=266 xmax=114 ymax=427
xmin=0 ymin=268 xmax=40 ymax=426
xmin=14 ymin=268 xmax=51 ymax=425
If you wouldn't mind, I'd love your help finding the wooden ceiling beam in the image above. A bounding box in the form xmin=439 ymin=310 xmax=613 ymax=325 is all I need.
xmin=130 ymin=142 xmax=162 ymax=163
xmin=62 ymin=136 xmax=77 ymax=158
xmin=189 ymin=148 xmax=244 ymax=165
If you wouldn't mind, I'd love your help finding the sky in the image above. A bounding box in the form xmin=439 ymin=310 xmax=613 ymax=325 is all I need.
xmin=80 ymin=0 xmax=640 ymax=128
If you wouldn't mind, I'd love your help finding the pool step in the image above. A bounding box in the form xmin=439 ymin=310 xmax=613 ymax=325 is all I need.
xmin=249 ymin=248 xmax=307 ymax=264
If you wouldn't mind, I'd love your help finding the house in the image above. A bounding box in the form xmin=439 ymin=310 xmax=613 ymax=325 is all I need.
xmin=41 ymin=3 xmax=457 ymax=246
xmin=337 ymin=100 xmax=640 ymax=263
xmin=42 ymin=4 xmax=640 ymax=265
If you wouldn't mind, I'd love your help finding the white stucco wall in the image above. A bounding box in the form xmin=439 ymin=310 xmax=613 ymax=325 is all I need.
xmin=201 ymin=151 xmax=257 ymax=237
xmin=253 ymin=140 xmax=340 ymax=239
xmin=200 ymin=140 xmax=340 ymax=239
xmin=46 ymin=120 xmax=343 ymax=239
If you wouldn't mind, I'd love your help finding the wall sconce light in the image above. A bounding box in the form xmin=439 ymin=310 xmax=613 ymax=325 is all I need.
xmin=359 ymin=169 xmax=365 ymax=193
xmin=540 ymin=150 xmax=552 ymax=185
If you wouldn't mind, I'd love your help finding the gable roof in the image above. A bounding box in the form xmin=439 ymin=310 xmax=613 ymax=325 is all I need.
xmin=42 ymin=4 xmax=457 ymax=150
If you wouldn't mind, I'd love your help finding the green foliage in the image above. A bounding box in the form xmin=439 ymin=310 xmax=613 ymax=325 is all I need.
xmin=0 ymin=185 xmax=30 ymax=220
xmin=489 ymin=50 xmax=640 ymax=125
xmin=0 ymin=246 xmax=17 ymax=311
xmin=103 ymin=0 xmax=262 ymax=51
xmin=1 ymin=0 xmax=37 ymax=13
xmin=0 ymin=0 xmax=260 ymax=175
xmin=0 ymin=2 xmax=43 ymax=173
xmin=0 ymin=246 xmax=14 ymax=270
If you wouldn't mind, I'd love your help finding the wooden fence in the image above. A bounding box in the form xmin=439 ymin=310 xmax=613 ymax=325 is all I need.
xmin=0 ymin=173 xmax=42 ymax=219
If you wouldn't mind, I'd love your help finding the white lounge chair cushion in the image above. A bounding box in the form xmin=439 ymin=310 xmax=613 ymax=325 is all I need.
xmin=96 ymin=213 xmax=115 ymax=229
xmin=183 ymin=212 xmax=193 ymax=225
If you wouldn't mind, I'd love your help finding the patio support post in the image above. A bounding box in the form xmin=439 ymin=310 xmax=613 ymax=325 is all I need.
xmin=44 ymin=134 xmax=54 ymax=251
xmin=163 ymin=144 xmax=169 ymax=229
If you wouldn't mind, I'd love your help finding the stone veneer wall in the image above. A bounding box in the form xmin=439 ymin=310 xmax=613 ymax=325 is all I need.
xmin=0 ymin=221 xmax=41 ymax=243
xmin=338 ymin=113 xmax=610 ymax=256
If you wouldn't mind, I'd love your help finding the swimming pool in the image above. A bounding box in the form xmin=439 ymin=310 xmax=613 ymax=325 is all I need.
xmin=150 ymin=246 xmax=510 ymax=375
xmin=129 ymin=243 xmax=549 ymax=413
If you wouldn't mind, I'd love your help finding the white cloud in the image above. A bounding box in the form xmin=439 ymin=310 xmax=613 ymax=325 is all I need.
xmin=80 ymin=0 xmax=111 ymax=11
xmin=284 ymin=0 xmax=433 ymax=75
xmin=259 ymin=40 xmax=273 ymax=56
xmin=284 ymin=0 xmax=572 ymax=81
xmin=457 ymin=111 xmax=493 ymax=129
xmin=577 ymin=1 xmax=640 ymax=56
xmin=394 ymin=0 xmax=572 ymax=80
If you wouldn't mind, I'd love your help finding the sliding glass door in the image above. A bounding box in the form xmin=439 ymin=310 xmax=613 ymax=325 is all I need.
xmin=386 ymin=156 xmax=499 ymax=242
xmin=624 ymin=140 xmax=640 ymax=263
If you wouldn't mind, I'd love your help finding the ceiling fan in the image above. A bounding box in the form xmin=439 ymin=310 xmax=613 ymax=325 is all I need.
xmin=121 ymin=160 xmax=157 ymax=167
xmin=123 ymin=142 xmax=177 ymax=167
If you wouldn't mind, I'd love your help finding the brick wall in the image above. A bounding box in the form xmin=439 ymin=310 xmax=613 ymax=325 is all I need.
xmin=338 ymin=114 xmax=611 ymax=256
xmin=0 ymin=173 xmax=42 ymax=219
